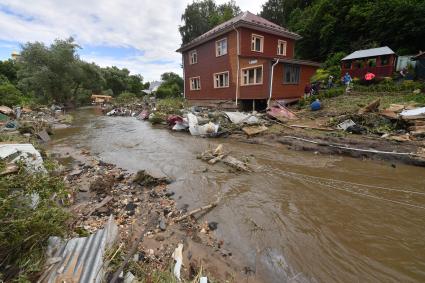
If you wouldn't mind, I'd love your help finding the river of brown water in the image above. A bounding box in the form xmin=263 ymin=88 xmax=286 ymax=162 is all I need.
xmin=52 ymin=107 xmax=425 ymax=283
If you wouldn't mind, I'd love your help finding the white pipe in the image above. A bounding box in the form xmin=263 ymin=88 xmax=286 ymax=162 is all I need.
xmin=233 ymin=25 xmax=240 ymax=106
xmin=268 ymin=59 xmax=280 ymax=107
xmin=182 ymin=54 xmax=186 ymax=99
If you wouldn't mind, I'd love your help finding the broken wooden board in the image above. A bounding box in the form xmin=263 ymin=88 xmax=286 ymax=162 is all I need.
xmin=290 ymin=124 xmax=335 ymax=131
xmin=242 ymin=125 xmax=268 ymax=136
xmin=358 ymin=98 xmax=380 ymax=115
xmin=380 ymin=110 xmax=399 ymax=120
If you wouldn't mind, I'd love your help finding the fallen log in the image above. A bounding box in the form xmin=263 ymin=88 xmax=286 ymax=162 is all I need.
xmin=222 ymin=155 xmax=251 ymax=172
xmin=175 ymin=200 xmax=219 ymax=222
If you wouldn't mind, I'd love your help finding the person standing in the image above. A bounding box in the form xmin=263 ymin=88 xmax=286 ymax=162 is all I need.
xmin=343 ymin=72 xmax=352 ymax=93
xmin=328 ymin=75 xmax=334 ymax=88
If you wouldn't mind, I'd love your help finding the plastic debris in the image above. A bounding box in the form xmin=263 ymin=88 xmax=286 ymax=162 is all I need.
xmin=0 ymin=144 xmax=46 ymax=173
xmin=310 ymin=100 xmax=321 ymax=111
xmin=337 ymin=119 xmax=356 ymax=130
xmin=200 ymin=277 xmax=208 ymax=283
xmin=172 ymin=243 xmax=184 ymax=281
xmin=0 ymin=105 xmax=13 ymax=115
xmin=188 ymin=113 xmax=219 ymax=136
xmin=225 ymin=112 xmax=259 ymax=124
xmin=400 ymin=107 xmax=425 ymax=118
xmin=267 ymin=105 xmax=297 ymax=121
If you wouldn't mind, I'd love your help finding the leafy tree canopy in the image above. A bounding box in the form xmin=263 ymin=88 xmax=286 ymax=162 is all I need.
xmin=260 ymin=0 xmax=425 ymax=61
xmin=179 ymin=0 xmax=241 ymax=44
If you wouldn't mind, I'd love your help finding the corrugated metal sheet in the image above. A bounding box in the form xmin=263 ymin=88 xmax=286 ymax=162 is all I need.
xmin=39 ymin=215 xmax=118 ymax=283
xmin=342 ymin=46 xmax=395 ymax=61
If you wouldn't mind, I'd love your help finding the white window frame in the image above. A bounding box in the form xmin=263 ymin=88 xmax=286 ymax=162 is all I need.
xmin=277 ymin=40 xmax=287 ymax=56
xmin=189 ymin=50 xmax=197 ymax=65
xmin=189 ymin=76 xmax=201 ymax=91
xmin=215 ymin=38 xmax=228 ymax=57
xmin=251 ymin=34 xmax=264 ymax=53
xmin=241 ymin=65 xmax=263 ymax=86
xmin=213 ymin=71 xmax=230 ymax=88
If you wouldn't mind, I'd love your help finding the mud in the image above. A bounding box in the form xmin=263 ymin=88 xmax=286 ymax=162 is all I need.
xmin=50 ymin=107 xmax=425 ymax=283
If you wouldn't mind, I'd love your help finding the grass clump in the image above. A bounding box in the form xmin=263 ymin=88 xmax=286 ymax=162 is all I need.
xmin=0 ymin=161 xmax=71 ymax=282
xmin=156 ymin=97 xmax=186 ymax=115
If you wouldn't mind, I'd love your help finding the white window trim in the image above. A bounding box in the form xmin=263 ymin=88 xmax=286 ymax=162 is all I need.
xmin=213 ymin=71 xmax=230 ymax=88
xmin=189 ymin=50 xmax=197 ymax=65
xmin=189 ymin=76 xmax=201 ymax=91
xmin=277 ymin=40 xmax=287 ymax=56
xmin=241 ymin=65 xmax=263 ymax=86
xmin=251 ymin=34 xmax=264 ymax=53
xmin=215 ymin=38 xmax=228 ymax=57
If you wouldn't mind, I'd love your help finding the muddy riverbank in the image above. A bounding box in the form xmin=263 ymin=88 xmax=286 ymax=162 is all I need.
xmin=51 ymin=107 xmax=425 ymax=283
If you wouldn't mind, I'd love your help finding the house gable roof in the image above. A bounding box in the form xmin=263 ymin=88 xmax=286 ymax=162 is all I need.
xmin=341 ymin=46 xmax=396 ymax=61
xmin=177 ymin=11 xmax=301 ymax=52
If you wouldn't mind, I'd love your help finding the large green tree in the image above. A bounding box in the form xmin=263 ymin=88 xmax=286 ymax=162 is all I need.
xmin=260 ymin=0 xmax=425 ymax=61
xmin=179 ymin=0 xmax=241 ymax=44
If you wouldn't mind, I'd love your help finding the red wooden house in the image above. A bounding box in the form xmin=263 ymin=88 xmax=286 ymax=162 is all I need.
xmin=341 ymin=46 xmax=397 ymax=79
xmin=176 ymin=11 xmax=320 ymax=110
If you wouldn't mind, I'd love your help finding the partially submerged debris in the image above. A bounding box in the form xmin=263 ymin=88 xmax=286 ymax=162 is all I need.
xmin=225 ymin=112 xmax=259 ymax=124
xmin=172 ymin=243 xmax=184 ymax=281
xmin=198 ymin=144 xmax=251 ymax=172
xmin=132 ymin=170 xmax=170 ymax=187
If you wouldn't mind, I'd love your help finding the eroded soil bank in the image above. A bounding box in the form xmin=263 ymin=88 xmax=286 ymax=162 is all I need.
xmin=50 ymin=107 xmax=425 ymax=283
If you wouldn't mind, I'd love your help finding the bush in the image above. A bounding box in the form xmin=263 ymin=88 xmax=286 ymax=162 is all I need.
xmin=155 ymin=83 xmax=182 ymax=99
xmin=298 ymin=87 xmax=345 ymax=107
xmin=156 ymin=97 xmax=186 ymax=114
xmin=0 ymin=162 xmax=70 ymax=281
xmin=116 ymin=92 xmax=138 ymax=104
xmin=0 ymin=83 xmax=23 ymax=107
xmin=354 ymin=79 xmax=424 ymax=93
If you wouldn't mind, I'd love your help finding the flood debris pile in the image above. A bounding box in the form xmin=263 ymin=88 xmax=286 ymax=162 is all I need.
xmin=59 ymin=152 xmax=234 ymax=282
xmin=0 ymin=104 xmax=73 ymax=143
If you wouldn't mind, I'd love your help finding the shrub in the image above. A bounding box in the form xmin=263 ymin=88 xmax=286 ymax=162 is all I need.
xmin=0 ymin=162 xmax=70 ymax=281
xmin=116 ymin=92 xmax=137 ymax=104
xmin=0 ymin=83 xmax=23 ymax=107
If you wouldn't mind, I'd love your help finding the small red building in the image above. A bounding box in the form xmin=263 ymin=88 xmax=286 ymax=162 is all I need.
xmin=176 ymin=11 xmax=320 ymax=110
xmin=341 ymin=46 xmax=397 ymax=79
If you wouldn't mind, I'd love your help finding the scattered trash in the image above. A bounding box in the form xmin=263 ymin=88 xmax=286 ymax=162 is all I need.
xmin=137 ymin=110 xmax=150 ymax=120
xmin=242 ymin=125 xmax=268 ymax=136
xmin=346 ymin=124 xmax=367 ymax=135
xmin=132 ymin=170 xmax=171 ymax=187
xmin=0 ymin=144 xmax=46 ymax=173
xmin=310 ymin=99 xmax=321 ymax=111
xmin=172 ymin=243 xmax=184 ymax=281
xmin=225 ymin=112 xmax=259 ymax=124
xmin=337 ymin=119 xmax=356 ymax=130
xmin=167 ymin=115 xmax=184 ymax=126
xmin=188 ymin=113 xmax=219 ymax=136
xmin=199 ymin=145 xmax=251 ymax=172
xmin=0 ymin=105 xmax=13 ymax=115
xmin=4 ymin=120 xmax=18 ymax=131
xmin=267 ymin=105 xmax=297 ymax=121
xmin=400 ymin=107 xmax=425 ymax=119
xmin=200 ymin=277 xmax=208 ymax=283
xmin=39 ymin=215 xmax=118 ymax=283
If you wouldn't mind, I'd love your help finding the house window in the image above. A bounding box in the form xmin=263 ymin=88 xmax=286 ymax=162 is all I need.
xmin=190 ymin=77 xmax=201 ymax=90
xmin=189 ymin=50 xmax=197 ymax=64
xmin=214 ymin=71 xmax=229 ymax=88
xmin=344 ymin=61 xmax=351 ymax=69
xmin=380 ymin=56 xmax=389 ymax=66
xmin=354 ymin=60 xmax=363 ymax=69
xmin=251 ymin=34 xmax=264 ymax=52
xmin=368 ymin=58 xmax=377 ymax=67
xmin=216 ymin=38 xmax=227 ymax=57
xmin=242 ymin=66 xmax=263 ymax=85
xmin=283 ymin=64 xmax=300 ymax=84
xmin=277 ymin=40 xmax=287 ymax=56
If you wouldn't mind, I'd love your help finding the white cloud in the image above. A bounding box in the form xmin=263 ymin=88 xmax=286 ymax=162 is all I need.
xmin=0 ymin=0 xmax=264 ymax=81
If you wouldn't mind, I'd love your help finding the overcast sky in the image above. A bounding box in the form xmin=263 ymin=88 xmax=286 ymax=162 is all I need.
xmin=0 ymin=0 xmax=263 ymax=81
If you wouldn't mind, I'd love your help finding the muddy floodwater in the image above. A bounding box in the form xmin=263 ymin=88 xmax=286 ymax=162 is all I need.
xmin=52 ymin=107 xmax=425 ymax=283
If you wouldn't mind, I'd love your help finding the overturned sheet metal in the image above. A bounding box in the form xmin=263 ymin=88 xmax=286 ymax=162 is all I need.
xmin=225 ymin=112 xmax=259 ymax=124
xmin=39 ymin=215 xmax=118 ymax=283
xmin=400 ymin=107 xmax=425 ymax=117
xmin=0 ymin=144 xmax=46 ymax=173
